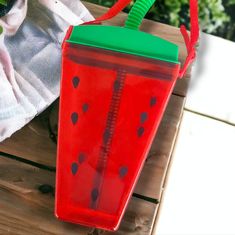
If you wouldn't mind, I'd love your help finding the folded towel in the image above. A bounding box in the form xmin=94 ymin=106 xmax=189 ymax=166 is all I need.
xmin=0 ymin=0 xmax=94 ymax=142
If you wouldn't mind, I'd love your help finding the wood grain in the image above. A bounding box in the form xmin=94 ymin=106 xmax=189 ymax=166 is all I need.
xmin=0 ymin=108 xmax=57 ymax=168
xmin=0 ymin=157 xmax=156 ymax=235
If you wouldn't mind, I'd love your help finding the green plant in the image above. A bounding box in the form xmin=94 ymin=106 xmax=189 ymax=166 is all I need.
xmin=140 ymin=0 xmax=230 ymax=33
xmin=86 ymin=0 xmax=230 ymax=33
xmin=85 ymin=0 xmax=235 ymax=41
xmin=223 ymin=0 xmax=235 ymax=40
xmin=0 ymin=0 xmax=7 ymax=6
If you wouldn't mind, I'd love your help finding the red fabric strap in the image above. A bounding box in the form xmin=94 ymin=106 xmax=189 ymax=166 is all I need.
xmin=83 ymin=0 xmax=132 ymax=24
xmin=85 ymin=0 xmax=199 ymax=78
xmin=179 ymin=0 xmax=199 ymax=78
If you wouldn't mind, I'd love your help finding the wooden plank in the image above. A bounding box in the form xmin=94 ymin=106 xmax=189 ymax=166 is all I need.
xmin=154 ymin=111 xmax=235 ymax=235
xmin=83 ymin=2 xmax=190 ymax=96
xmin=0 ymin=105 xmax=57 ymax=168
xmin=185 ymin=34 xmax=235 ymax=124
xmin=0 ymin=95 xmax=184 ymax=201
xmin=0 ymin=157 xmax=88 ymax=235
xmin=0 ymin=156 xmax=156 ymax=235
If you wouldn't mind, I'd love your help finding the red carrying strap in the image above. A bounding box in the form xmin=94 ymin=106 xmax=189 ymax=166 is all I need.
xmin=83 ymin=0 xmax=132 ymax=24
xmin=85 ymin=0 xmax=199 ymax=78
xmin=179 ymin=0 xmax=199 ymax=78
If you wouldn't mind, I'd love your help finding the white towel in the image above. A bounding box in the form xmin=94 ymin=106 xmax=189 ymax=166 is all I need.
xmin=0 ymin=0 xmax=94 ymax=142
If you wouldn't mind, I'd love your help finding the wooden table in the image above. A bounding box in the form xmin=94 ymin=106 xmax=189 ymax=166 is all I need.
xmin=0 ymin=2 xmax=191 ymax=234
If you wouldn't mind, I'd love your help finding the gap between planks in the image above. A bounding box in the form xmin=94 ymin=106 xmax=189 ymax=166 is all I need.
xmin=184 ymin=108 xmax=235 ymax=127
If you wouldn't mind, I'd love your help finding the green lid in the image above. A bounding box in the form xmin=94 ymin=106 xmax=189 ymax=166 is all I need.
xmin=67 ymin=0 xmax=179 ymax=64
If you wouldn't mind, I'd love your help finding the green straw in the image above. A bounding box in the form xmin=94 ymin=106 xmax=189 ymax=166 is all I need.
xmin=125 ymin=0 xmax=155 ymax=30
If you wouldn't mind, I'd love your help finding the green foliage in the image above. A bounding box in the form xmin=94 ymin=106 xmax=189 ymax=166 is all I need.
xmin=85 ymin=0 xmax=235 ymax=41
xmin=0 ymin=0 xmax=7 ymax=6
xmin=145 ymin=0 xmax=229 ymax=33
xmin=147 ymin=0 xmax=235 ymax=40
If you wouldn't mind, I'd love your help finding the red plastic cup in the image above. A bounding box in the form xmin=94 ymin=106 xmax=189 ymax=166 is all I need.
xmin=56 ymin=33 xmax=179 ymax=229
xmin=55 ymin=0 xmax=199 ymax=229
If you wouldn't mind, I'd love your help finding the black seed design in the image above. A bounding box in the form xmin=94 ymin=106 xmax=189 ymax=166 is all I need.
xmin=71 ymin=112 xmax=78 ymax=125
xmin=137 ymin=126 xmax=145 ymax=137
xmin=140 ymin=112 xmax=148 ymax=123
xmin=78 ymin=153 xmax=86 ymax=164
xmin=82 ymin=103 xmax=89 ymax=113
xmin=150 ymin=96 xmax=157 ymax=107
xmin=103 ymin=129 xmax=111 ymax=144
xmin=113 ymin=80 xmax=121 ymax=92
xmin=91 ymin=188 xmax=99 ymax=202
xmin=72 ymin=76 xmax=80 ymax=88
xmin=71 ymin=162 xmax=78 ymax=175
xmin=119 ymin=166 xmax=128 ymax=178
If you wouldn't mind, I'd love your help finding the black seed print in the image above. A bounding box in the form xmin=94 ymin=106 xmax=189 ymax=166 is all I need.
xmin=72 ymin=76 xmax=80 ymax=88
xmin=119 ymin=166 xmax=128 ymax=178
xmin=71 ymin=162 xmax=78 ymax=175
xmin=82 ymin=103 xmax=89 ymax=113
xmin=113 ymin=80 xmax=121 ymax=92
xmin=78 ymin=153 xmax=86 ymax=164
xmin=150 ymin=96 xmax=157 ymax=107
xmin=91 ymin=188 xmax=99 ymax=202
xmin=103 ymin=129 xmax=111 ymax=144
xmin=71 ymin=112 xmax=78 ymax=125
xmin=137 ymin=126 xmax=145 ymax=137
xmin=140 ymin=112 xmax=148 ymax=123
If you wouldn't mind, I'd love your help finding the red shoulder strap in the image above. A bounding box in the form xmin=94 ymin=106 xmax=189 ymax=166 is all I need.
xmin=179 ymin=0 xmax=199 ymax=78
xmin=85 ymin=0 xmax=199 ymax=78
xmin=83 ymin=0 xmax=132 ymax=25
